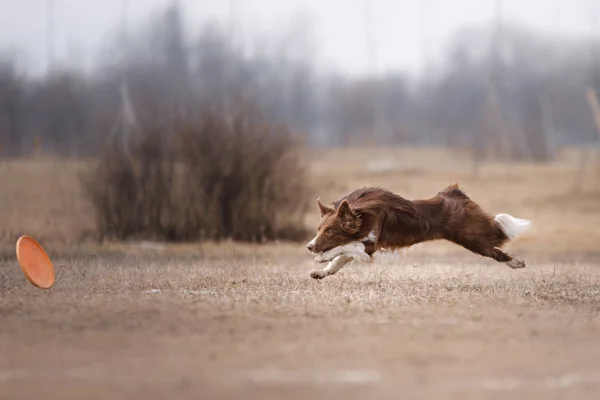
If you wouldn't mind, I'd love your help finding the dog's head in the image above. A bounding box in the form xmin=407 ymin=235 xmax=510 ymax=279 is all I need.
xmin=306 ymin=198 xmax=362 ymax=254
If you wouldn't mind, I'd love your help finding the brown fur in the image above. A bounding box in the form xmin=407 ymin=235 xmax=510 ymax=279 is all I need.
xmin=308 ymin=183 xmax=522 ymax=266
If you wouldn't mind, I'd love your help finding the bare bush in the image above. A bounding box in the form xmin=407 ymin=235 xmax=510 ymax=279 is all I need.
xmin=82 ymin=101 xmax=309 ymax=243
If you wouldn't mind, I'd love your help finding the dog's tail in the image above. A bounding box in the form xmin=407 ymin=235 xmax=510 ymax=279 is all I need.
xmin=494 ymin=213 xmax=531 ymax=240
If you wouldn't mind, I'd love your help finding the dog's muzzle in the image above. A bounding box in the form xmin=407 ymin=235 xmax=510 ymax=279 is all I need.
xmin=306 ymin=237 xmax=318 ymax=253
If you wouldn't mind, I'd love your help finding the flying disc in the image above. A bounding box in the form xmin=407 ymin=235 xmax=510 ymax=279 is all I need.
xmin=15 ymin=236 xmax=55 ymax=289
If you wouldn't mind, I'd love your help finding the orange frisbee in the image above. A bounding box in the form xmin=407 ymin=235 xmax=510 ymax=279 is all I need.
xmin=15 ymin=236 xmax=55 ymax=289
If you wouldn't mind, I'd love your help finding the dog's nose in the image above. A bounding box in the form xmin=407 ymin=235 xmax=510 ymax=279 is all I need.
xmin=306 ymin=242 xmax=315 ymax=252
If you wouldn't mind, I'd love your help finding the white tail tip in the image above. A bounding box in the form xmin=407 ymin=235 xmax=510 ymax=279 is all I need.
xmin=494 ymin=213 xmax=531 ymax=240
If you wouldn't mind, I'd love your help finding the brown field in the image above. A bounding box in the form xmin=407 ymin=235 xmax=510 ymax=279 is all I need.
xmin=2 ymin=147 xmax=600 ymax=399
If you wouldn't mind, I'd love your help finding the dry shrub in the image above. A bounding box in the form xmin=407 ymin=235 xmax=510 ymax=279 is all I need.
xmin=82 ymin=101 xmax=309 ymax=242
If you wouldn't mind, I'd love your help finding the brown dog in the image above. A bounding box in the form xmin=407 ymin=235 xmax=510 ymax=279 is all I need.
xmin=306 ymin=184 xmax=531 ymax=279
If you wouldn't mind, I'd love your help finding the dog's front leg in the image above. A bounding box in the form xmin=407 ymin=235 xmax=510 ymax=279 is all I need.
xmin=310 ymin=254 xmax=353 ymax=280
xmin=315 ymin=241 xmax=372 ymax=263
xmin=361 ymin=212 xmax=387 ymax=255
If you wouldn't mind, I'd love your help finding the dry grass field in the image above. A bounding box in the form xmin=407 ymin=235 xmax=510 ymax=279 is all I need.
xmin=2 ymin=147 xmax=600 ymax=399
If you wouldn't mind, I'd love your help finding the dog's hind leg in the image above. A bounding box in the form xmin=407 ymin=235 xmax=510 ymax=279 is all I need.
xmin=445 ymin=206 xmax=529 ymax=269
xmin=492 ymin=213 xmax=530 ymax=269
xmin=505 ymin=257 xmax=526 ymax=269
xmin=310 ymin=254 xmax=353 ymax=280
xmin=462 ymin=243 xmax=526 ymax=269
xmin=487 ymin=247 xmax=526 ymax=269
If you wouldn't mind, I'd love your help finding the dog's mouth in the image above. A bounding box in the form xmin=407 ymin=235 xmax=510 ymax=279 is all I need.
xmin=322 ymin=246 xmax=336 ymax=254
xmin=312 ymin=245 xmax=335 ymax=255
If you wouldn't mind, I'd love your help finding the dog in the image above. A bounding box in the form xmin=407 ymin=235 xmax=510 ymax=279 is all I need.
xmin=306 ymin=183 xmax=531 ymax=279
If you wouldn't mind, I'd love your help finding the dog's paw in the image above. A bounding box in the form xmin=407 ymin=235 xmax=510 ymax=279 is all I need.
xmin=315 ymin=248 xmax=342 ymax=263
xmin=309 ymin=270 xmax=327 ymax=280
xmin=314 ymin=254 xmax=329 ymax=263
xmin=506 ymin=258 xmax=526 ymax=269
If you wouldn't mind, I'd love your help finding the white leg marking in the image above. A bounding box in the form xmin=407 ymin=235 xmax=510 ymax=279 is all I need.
xmin=315 ymin=244 xmax=347 ymax=263
xmin=506 ymin=258 xmax=526 ymax=269
xmin=360 ymin=230 xmax=378 ymax=243
xmin=315 ymin=241 xmax=372 ymax=263
xmin=310 ymin=254 xmax=353 ymax=280
xmin=495 ymin=213 xmax=531 ymax=240
xmin=367 ymin=231 xmax=378 ymax=242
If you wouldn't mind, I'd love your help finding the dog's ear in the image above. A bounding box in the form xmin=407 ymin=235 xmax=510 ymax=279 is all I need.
xmin=316 ymin=198 xmax=333 ymax=217
xmin=336 ymin=200 xmax=361 ymax=233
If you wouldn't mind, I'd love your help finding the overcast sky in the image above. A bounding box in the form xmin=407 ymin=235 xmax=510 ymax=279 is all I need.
xmin=0 ymin=0 xmax=598 ymax=78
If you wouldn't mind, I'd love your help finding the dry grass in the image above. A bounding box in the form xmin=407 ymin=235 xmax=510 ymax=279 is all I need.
xmin=2 ymin=147 xmax=600 ymax=399
xmin=0 ymin=156 xmax=94 ymax=254
xmin=1 ymin=251 xmax=600 ymax=399
xmin=2 ymin=146 xmax=600 ymax=253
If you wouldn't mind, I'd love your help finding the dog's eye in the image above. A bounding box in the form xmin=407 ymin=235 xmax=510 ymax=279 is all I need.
xmin=325 ymin=228 xmax=333 ymax=237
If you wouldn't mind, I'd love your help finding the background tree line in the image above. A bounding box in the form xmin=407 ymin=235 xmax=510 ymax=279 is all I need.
xmin=1 ymin=3 xmax=599 ymax=159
